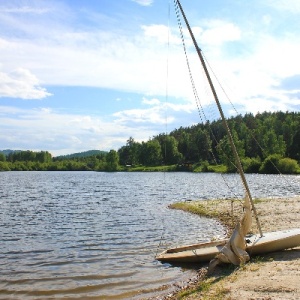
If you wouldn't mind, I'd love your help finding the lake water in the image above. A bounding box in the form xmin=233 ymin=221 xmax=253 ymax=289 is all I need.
xmin=0 ymin=171 xmax=299 ymax=299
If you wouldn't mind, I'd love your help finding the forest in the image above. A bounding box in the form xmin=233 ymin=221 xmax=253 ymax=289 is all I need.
xmin=0 ymin=111 xmax=299 ymax=174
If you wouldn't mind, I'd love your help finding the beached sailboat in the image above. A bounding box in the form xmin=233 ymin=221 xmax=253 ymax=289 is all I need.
xmin=156 ymin=228 xmax=300 ymax=264
xmin=156 ymin=0 xmax=300 ymax=267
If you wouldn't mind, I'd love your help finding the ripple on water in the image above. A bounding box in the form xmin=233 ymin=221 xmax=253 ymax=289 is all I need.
xmin=0 ymin=172 xmax=299 ymax=299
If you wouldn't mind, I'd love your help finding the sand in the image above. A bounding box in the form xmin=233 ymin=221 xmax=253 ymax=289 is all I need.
xmin=149 ymin=196 xmax=300 ymax=300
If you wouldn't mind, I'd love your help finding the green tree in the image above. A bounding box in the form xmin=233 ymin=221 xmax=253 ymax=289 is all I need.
xmin=176 ymin=131 xmax=192 ymax=161
xmin=36 ymin=151 xmax=52 ymax=163
xmin=191 ymin=128 xmax=212 ymax=162
xmin=289 ymin=129 xmax=300 ymax=161
xmin=140 ymin=139 xmax=162 ymax=166
xmin=0 ymin=153 xmax=6 ymax=162
xmin=86 ymin=156 xmax=99 ymax=170
xmin=259 ymin=127 xmax=286 ymax=158
xmin=118 ymin=137 xmax=141 ymax=166
xmin=162 ymin=135 xmax=182 ymax=165
xmin=105 ymin=150 xmax=119 ymax=171
xmin=118 ymin=145 xmax=130 ymax=166
xmin=11 ymin=161 xmax=27 ymax=171
xmin=0 ymin=161 xmax=10 ymax=171
xmin=217 ymin=129 xmax=245 ymax=172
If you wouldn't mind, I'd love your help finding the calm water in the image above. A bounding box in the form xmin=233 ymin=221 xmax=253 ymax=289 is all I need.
xmin=0 ymin=172 xmax=299 ymax=299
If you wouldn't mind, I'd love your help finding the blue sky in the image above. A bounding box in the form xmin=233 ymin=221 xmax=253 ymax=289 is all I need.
xmin=1 ymin=0 xmax=300 ymax=156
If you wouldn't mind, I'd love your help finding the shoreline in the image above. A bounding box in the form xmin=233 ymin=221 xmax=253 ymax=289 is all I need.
xmin=147 ymin=196 xmax=300 ymax=300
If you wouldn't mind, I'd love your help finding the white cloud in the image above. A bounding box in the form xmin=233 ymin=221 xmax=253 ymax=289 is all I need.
xmin=199 ymin=20 xmax=241 ymax=46
xmin=0 ymin=68 xmax=52 ymax=99
xmin=0 ymin=6 xmax=50 ymax=14
xmin=0 ymin=27 xmax=175 ymax=96
xmin=113 ymin=97 xmax=195 ymax=128
xmin=262 ymin=15 xmax=272 ymax=26
xmin=265 ymin=0 xmax=300 ymax=13
xmin=231 ymin=36 xmax=299 ymax=110
xmin=142 ymin=97 xmax=160 ymax=105
xmin=0 ymin=1 xmax=299 ymax=116
xmin=0 ymin=9 xmax=246 ymax=107
xmin=142 ymin=24 xmax=168 ymax=43
xmin=113 ymin=106 xmax=165 ymax=125
xmin=131 ymin=0 xmax=153 ymax=6
xmin=1 ymin=1 xmax=299 ymax=155
xmin=0 ymin=105 xmax=165 ymax=155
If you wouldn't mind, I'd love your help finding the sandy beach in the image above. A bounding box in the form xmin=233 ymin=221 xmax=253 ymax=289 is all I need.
xmin=149 ymin=196 xmax=300 ymax=300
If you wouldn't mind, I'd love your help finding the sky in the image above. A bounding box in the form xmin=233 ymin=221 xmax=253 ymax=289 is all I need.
xmin=0 ymin=0 xmax=300 ymax=156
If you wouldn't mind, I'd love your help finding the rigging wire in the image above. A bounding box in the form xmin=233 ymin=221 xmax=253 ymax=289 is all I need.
xmin=164 ymin=0 xmax=171 ymax=161
xmin=174 ymin=0 xmax=240 ymax=201
xmin=174 ymin=0 xmax=287 ymax=201
xmin=155 ymin=0 xmax=172 ymax=257
xmin=203 ymin=52 xmax=284 ymax=177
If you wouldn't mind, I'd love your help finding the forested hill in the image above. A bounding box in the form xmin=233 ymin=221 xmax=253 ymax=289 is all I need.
xmin=0 ymin=149 xmax=21 ymax=156
xmin=0 ymin=111 xmax=300 ymax=173
xmin=54 ymin=150 xmax=107 ymax=160
xmin=117 ymin=111 xmax=300 ymax=173
xmin=168 ymin=111 xmax=300 ymax=163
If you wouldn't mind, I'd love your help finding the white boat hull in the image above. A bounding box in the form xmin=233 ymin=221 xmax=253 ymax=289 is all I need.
xmin=156 ymin=228 xmax=300 ymax=263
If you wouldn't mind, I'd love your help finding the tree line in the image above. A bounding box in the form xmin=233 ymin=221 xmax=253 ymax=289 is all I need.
xmin=0 ymin=111 xmax=299 ymax=174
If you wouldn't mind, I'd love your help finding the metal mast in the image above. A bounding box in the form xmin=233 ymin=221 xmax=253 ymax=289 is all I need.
xmin=175 ymin=0 xmax=263 ymax=237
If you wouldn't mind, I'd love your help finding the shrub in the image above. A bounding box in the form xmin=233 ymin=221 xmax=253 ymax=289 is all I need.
xmin=201 ymin=160 xmax=210 ymax=172
xmin=242 ymin=157 xmax=261 ymax=173
xmin=278 ymin=157 xmax=299 ymax=174
xmin=0 ymin=162 xmax=10 ymax=171
xmin=259 ymin=154 xmax=281 ymax=174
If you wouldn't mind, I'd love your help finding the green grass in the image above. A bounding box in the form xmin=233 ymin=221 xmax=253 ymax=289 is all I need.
xmin=176 ymin=266 xmax=236 ymax=300
xmin=207 ymin=164 xmax=227 ymax=173
xmin=169 ymin=199 xmax=240 ymax=231
xmin=169 ymin=202 xmax=219 ymax=219
xmin=120 ymin=165 xmax=177 ymax=172
xmin=253 ymin=198 xmax=264 ymax=204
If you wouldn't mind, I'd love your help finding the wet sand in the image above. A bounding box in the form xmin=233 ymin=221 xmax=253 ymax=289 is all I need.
xmin=147 ymin=196 xmax=300 ymax=300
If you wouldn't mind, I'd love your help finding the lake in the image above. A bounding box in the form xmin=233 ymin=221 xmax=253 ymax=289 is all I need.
xmin=0 ymin=171 xmax=299 ymax=299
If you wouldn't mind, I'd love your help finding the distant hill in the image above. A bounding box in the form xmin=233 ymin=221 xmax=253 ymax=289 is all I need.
xmin=0 ymin=149 xmax=107 ymax=160
xmin=55 ymin=150 xmax=107 ymax=159
xmin=0 ymin=149 xmax=22 ymax=156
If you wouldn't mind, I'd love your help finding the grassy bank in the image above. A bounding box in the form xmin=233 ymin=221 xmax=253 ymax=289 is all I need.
xmin=169 ymin=198 xmax=245 ymax=232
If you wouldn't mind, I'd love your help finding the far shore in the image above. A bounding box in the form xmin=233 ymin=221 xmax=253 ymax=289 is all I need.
xmin=147 ymin=195 xmax=300 ymax=300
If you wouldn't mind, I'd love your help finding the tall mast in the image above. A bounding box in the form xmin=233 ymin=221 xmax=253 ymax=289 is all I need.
xmin=175 ymin=0 xmax=263 ymax=237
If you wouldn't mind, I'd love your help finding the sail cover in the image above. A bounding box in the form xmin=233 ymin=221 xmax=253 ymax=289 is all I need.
xmin=209 ymin=194 xmax=252 ymax=269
